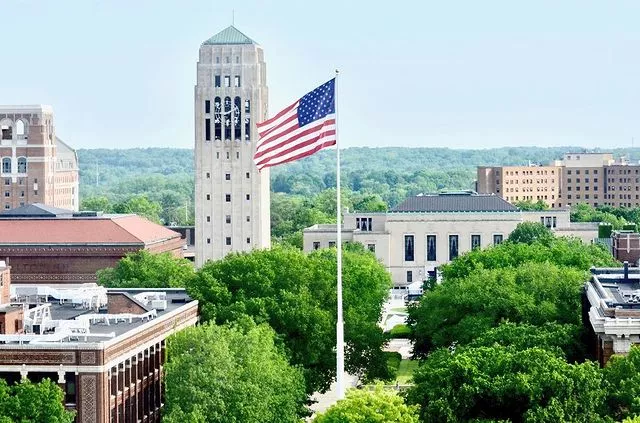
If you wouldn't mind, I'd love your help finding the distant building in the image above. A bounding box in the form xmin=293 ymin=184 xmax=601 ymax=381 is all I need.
xmin=0 ymin=105 xmax=79 ymax=211
xmin=476 ymin=152 xmax=640 ymax=209
xmin=612 ymin=230 xmax=640 ymax=265
xmin=303 ymin=192 xmax=597 ymax=286
xmin=584 ymin=265 xmax=640 ymax=365
xmin=0 ymin=204 xmax=184 ymax=285
xmin=194 ymin=26 xmax=270 ymax=266
xmin=0 ymin=263 xmax=198 ymax=422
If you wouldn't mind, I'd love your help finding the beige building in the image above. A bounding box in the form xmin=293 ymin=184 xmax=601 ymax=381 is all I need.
xmin=477 ymin=152 xmax=640 ymax=209
xmin=303 ymin=192 xmax=596 ymax=286
xmin=0 ymin=105 xmax=79 ymax=211
xmin=194 ymin=26 xmax=270 ymax=266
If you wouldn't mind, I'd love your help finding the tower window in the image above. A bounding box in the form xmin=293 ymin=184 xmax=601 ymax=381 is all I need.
xmin=225 ymin=173 xmax=231 ymax=181
xmin=246 ymin=172 xmax=250 ymax=179
xmin=224 ymin=97 xmax=232 ymax=139
xmin=4 ymin=191 xmax=9 ymax=197
xmin=3 ymin=179 xmax=8 ymax=186
xmin=206 ymin=172 xmax=210 ymax=179
xmin=216 ymin=56 xmax=220 ymax=64
xmin=226 ymin=151 xmax=230 ymax=159
xmin=236 ymin=56 xmax=240 ymax=63
xmin=246 ymin=237 xmax=251 ymax=244
xmin=225 ymin=194 xmax=231 ymax=202
xmin=224 ymin=76 xmax=231 ymax=87
xmin=225 ymin=215 xmax=231 ymax=224
xmin=234 ymin=76 xmax=241 ymax=87
xmin=214 ymin=75 xmax=221 ymax=87
xmin=225 ymin=237 xmax=231 ymax=246
xmin=206 ymin=194 xmax=211 ymax=200
xmin=236 ymin=152 xmax=240 ymax=159
xmin=205 ymin=119 xmax=211 ymax=141
xmin=1 ymin=158 xmax=10 ymax=173
xmin=246 ymin=194 xmax=250 ymax=200
xmin=225 ymin=57 xmax=230 ymax=64
xmin=205 ymin=100 xmax=210 ymax=114
xmin=206 ymin=216 xmax=210 ymax=222
xmin=214 ymin=97 xmax=222 ymax=140
xmin=216 ymin=152 xmax=220 ymax=159
xmin=207 ymin=238 xmax=211 ymax=244
xmin=234 ymin=97 xmax=242 ymax=140
xmin=246 ymin=216 xmax=250 ymax=222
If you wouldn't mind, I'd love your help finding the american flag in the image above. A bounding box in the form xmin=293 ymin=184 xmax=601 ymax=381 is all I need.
xmin=254 ymin=78 xmax=336 ymax=170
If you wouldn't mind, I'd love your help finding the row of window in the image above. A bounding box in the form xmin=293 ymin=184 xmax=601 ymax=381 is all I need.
xmin=608 ymin=169 xmax=639 ymax=175
xmin=0 ymin=120 xmax=27 ymax=140
xmin=206 ymin=237 xmax=251 ymax=246
xmin=205 ymin=193 xmax=251 ymax=201
xmin=204 ymin=171 xmax=251 ymax=180
xmin=1 ymin=157 xmax=27 ymax=173
xmin=312 ymin=241 xmax=376 ymax=252
xmin=205 ymin=215 xmax=251 ymax=224
xmin=567 ymin=194 xmax=599 ymax=200
xmin=567 ymin=169 xmax=599 ymax=175
xmin=4 ymin=177 xmax=34 ymax=186
xmin=213 ymin=75 xmax=241 ymax=88
xmin=356 ymin=217 xmax=373 ymax=231
xmin=215 ymin=56 xmax=241 ymax=65
xmin=502 ymin=169 xmax=556 ymax=176
xmin=404 ymin=234 xmax=503 ymax=263
xmin=204 ymin=98 xmax=251 ymax=141
xmin=4 ymin=190 xmax=26 ymax=197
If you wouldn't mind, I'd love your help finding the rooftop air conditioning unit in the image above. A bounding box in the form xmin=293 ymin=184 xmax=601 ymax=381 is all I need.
xmin=150 ymin=300 xmax=167 ymax=311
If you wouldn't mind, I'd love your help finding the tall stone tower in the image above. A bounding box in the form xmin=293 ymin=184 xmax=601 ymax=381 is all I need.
xmin=195 ymin=26 xmax=270 ymax=266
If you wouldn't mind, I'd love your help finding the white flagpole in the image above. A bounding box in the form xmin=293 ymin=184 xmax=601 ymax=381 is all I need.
xmin=334 ymin=69 xmax=345 ymax=400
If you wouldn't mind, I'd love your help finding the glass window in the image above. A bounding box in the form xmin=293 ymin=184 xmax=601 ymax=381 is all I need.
xmin=367 ymin=244 xmax=375 ymax=253
xmin=493 ymin=234 xmax=504 ymax=245
xmin=225 ymin=237 xmax=231 ymax=246
xmin=225 ymin=194 xmax=231 ymax=202
xmin=426 ymin=235 xmax=436 ymax=261
xmin=234 ymin=76 xmax=241 ymax=87
xmin=214 ymin=75 xmax=221 ymax=87
xmin=247 ymin=237 xmax=251 ymax=244
xmin=225 ymin=173 xmax=231 ymax=181
xmin=313 ymin=241 xmax=320 ymax=250
xmin=328 ymin=241 xmax=336 ymax=248
xmin=404 ymin=235 xmax=414 ymax=261
xmin=225 ymin=215 xmax=231 ymax=224
xmin=449 ymin=235 xmax=459 ymax=260
xmin=214 ymin=97 xmax=221 ymax=140
xmin=205 ymin=100 xmax=210 ymax=114
xmin=224 ymin=76 xmax=231 ymax=87
xmin=1 ymin=158 xmax=10 ymax=173
xmin=406 ymin=271 xmax=413 ymax=283
xmin=471 ymin=234 xmax=481 ymax=249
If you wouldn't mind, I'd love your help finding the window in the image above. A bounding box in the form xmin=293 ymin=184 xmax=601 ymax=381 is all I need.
xmin=205 ymin=100 xmax=211 ymax=114
xmin=20 ymin=191 xmax=24 ymax=197
xmin=225 ymin=215 xmax=231 ymax=224
xmin=3 ymin=204 xmax=8 ymax=210
xmin=493 ymin=234 xmax=504 ymax=245
xmin=206 ymin=194 xmax=211 ymax=200
xmin=246 ymin=194 xmax=250 ymax=200
xmin=246 ymin=172 xmax=250 ymax=179
xmin=224 ymin=97 xmax=232 ymax=139
xmin=225 ymin=237 xmax=231 ymax=246
xmin=206 ymin=216 xmax=210 ymax=222
xmin=329 ymin=241 xmax=336 ymax=248
xmin=214 ymin=75 xmax=221 ymax=87
xmin=207 ymin=238 xmax=211 ymax=244
xmin=236 ymin=151 xmax=240 ymax=159
xmin=1 ymin=124 xmax=12 ymax=140
xmin=1 ymin=158 xmax=10 ymax=173
xmin=225 ymin=56 xmax=230 ymax=63
xmin=406 ymin=271 xmax=413 ymax=283
xmin=246 ymin=237 xmax=251 ymax=244
xmin=34 ymin=190 xmax=38 ymax=196
xmin=206 ymin=172 xmax=210 ymax=179
xmin=471 ymin=234 xmax=481 ymax=249
xmin=313 ymin=241 xmax=320 ymax=250
xmin=205 ymin=118 xmax=211 ymax=141
xmin=234 ymin=76 xmax=241 ymax=87
xmin=226 ymin=151 xmax=230 ymax=159
xmin=404 ymin=235 xmax=414 ymax=261
xmin=234 ymin=97 xmax=242 ymax=139
xmin=367 ymin=244 xmax=375 ymax=253
xmin=216 ymin=56 xmax=220 ymax=64
xmin=225 ymin=194 xmax=231 ymax=202
xmin=216 ymin=152 xmax=220 ymax=159
xmin=224 ymin=76 xmax=231 ymax=87
xmin=214 ymin=97 xmax=221 ymax=140
xmin=3 ymin=191 xmax=8 ymax=198
xmin=3 ymin=179 xmax=8 ymax=186
xmin=225 ymin=173 xmax=231 ymax=181
xmin=236 ymin=56 xmax=240 ymax=63
xmin=449 ymin=235 xmax=459 ymax=260
xmin=427 ymin=235 xmax=436 ymax=261
xmin=552 ymin=216 xmax=557 ymax=228
xmin=15 ymin=120 xmax=25 ymax=137
xmin=246 ymin=216 xmax=251 ymax=222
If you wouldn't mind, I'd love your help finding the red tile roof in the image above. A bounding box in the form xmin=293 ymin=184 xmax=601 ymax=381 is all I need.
xmin=0 ymin=215 xmax=181 ymax=245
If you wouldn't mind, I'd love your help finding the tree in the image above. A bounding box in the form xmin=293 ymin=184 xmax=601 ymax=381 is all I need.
xmin=313 ymin=385 xmax=418 ymax=423
xmin=405 ymin=346 xmax=605 ymax=423
xmin=112 ymin=195 xmax=162 ymax=223
xmin=164 ymin=322 xmax=306 ymax=423
xmin=507 ymin=222 xmax=555 ymax=245
xmin=80 ymin=196 xmax=112 ymax=213
xmin=97 ymin=250 xmax=195 ymax=288
xmin=514 ymin=199 xmax=549 ymax=211
xmin=407 ymin=262 xmax=588 ymax=356
xmin=602 ymin=346 xmax=640 ymax=421
xmin=0 ymin=378 xmax=75 ymax=422
xmin=187 ymin=245 xmax=392 ymax=394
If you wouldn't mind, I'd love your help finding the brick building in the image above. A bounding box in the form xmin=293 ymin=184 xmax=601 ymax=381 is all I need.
xmin=612 ymin=231 xmax=640 ymax=265
xmin=0 ymin=204 xmax=184 ymax=284
xmin=0 ymin=105 xmax=79 ymax=211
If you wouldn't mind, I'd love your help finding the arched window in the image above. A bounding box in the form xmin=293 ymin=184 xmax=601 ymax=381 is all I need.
xmin=15 ymin=120 xmax=25 ymax=137
xmin=234 ymin=97 xmax=242 ymax=140
xmin=0 ymin=122 xmax=12 ymax=141
xmin=224 ymin=96 xmax=231 ymax=140
xmin=1 ymin=158 xmax=10 ymax=174
xmin=17 ymin=157 xmax=26 ymax=173
xmin=214 ymin=97 xmax=221 ymax=140
xmin=244 ymin=99 xmax=251 ymax=141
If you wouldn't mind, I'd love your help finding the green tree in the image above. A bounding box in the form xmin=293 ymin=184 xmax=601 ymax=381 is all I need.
xmin=602 ymin=346 xmax=640 ymax=421
xmin=0 ymin=378 xmax=75 ymax=422
xmin=313 ymin=385 xmax=418 ymax=423
xmin=405 ymin=346 xmax=605 ymax=423
xmin=507 ymin=222 xmax=555 ymax=245
xmin=112 ymin=195 xmax=162 ymax=223
xmin=514 ymin=199 xmax=549 ymax=211
xmin=80 ymin=195 xmax=112 ymax=212
xmin=164 ymin=322 xmax=306 ymax=423
xmin=97 ymin=250 xmax=195 ymax=288
xmin=188 ymin=245 xmax=391 ymax=394
xmin=407 ymin=262 xmax=588 ymax=356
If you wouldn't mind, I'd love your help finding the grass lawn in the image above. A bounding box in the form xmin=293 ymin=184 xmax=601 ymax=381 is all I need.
xmin=396 ymin=359 xmax=418 ymax=384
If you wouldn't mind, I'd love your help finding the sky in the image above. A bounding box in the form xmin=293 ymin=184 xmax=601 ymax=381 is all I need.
xmin=1 ymin=1 xmax=639 ymax=150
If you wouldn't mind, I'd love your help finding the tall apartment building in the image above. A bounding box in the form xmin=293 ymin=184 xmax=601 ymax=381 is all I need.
xmin=477 ymin=152 xmax=640 ymax=209
xmin=194 ymin=26 xmax=270 ymax=266
xmin=0 ymin=105 xmax=79 ymax=211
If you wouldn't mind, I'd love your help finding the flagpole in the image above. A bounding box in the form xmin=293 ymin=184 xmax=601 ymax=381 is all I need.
xmin=334 ymin=69 xmax=345 ymax=400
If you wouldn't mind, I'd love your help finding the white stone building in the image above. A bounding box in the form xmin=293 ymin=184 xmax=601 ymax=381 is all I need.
xmin=303 ymin=192 xmax=598 ymax=286
xmin=194 ymin=26 xmax=270 ymax=266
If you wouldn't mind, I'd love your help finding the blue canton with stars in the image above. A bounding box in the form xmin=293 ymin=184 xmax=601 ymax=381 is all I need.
xmin=298 ymin=78 xmax=335 ymax=127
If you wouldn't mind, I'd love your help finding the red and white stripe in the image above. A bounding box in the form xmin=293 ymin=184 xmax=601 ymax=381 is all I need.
xmin=254 ymin=100 xmax=336 ymax=170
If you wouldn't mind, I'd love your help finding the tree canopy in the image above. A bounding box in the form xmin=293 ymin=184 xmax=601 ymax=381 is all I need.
xmin=164 ymin=322 xmax=306 ymax=423
xmin=97 ymin=250 xmax=195 ymax=288
xmin=507 ymin=221 xmax=554 ymax=245
xmin=0 ymin=378 xmax=75 ymax=422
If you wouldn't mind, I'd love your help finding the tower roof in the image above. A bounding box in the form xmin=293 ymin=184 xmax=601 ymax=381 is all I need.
xmin=202 ymin=26 xmax=257 ymax=45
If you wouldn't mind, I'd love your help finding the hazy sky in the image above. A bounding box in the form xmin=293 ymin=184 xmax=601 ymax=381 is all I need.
xmin=1 ymin=1 xmax=639 ymax=150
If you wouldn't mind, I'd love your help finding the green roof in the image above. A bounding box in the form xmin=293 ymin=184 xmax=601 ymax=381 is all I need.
xmin=202 ymin=26 xmax=257 ymax=45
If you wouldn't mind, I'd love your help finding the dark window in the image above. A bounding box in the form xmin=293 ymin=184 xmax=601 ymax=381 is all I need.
xmin=404 ymin=235 xmax=414 ymax=261
xmin=225 ymin=194 xmax=231 ymax=202
xmin=206 ymin=172 xmax=210 ymax=178
xmin=206 ymin=216 xmax=210 ymax=222
xmin=367 ymin=244 xmax=375 ymax=253
xmin=206 ymin=194 xmax=210 ymax=200
xmin=234 ymin=97 xmax=242 ymax=140
xmin=1 ymin=158 xmax=10 ymax=173
xmin=17 ymin=158 xmax=26 ymax=173
xmin=246 ymin=216 xmax=250 ymax=222
xmin=471 ymin=234 xmax=481 ymax=249
xmin=493 ymin=234 xmax=504 ymax=245
xmin=205 ymin=118 xmax=211 ymax=141
xmin=427 ymin=235 xmax=436 ymax=261
xmin=225 ymin=173 xmax=231 ymax=181
xmin=224 ymin=97 xmax=232 ymax=139
xmin=406 ymin=271 xmax=413 ymax=283
xmin=3 ymin=179 xmax=8 ymax=186
xmin=313 ymin=241 xmax=320 ymax=250
xmin=207 ymin=238 xmax=211 ymax=244
xmin=214 ymin=75 xmax=221 ymax=87
xmin=246 ymin=194 xmax=250 ymax=200
xmin=236 ymin=151 xmax=240 ymax=159
xmin=226 ymin=151 xmax=230 ymax=159
xmin=225 ymin=215 xmax=231 ymax=224
xmin=246 ymin=172 xmax=250 ymax=179
xmin=225 ymin=237 xmax=231 ymax=246
xmin=247 ymin=237 xmax=251 ymax=244
xmin=214 ymin=97 xmax=221 ymax=140
xmin=449 ymin=235 xmax=459 ymax=260
xmin=329 ymin=241 xmax=336 ymax=248
xmin=205 ymin=100 xmax=210 ymax=114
